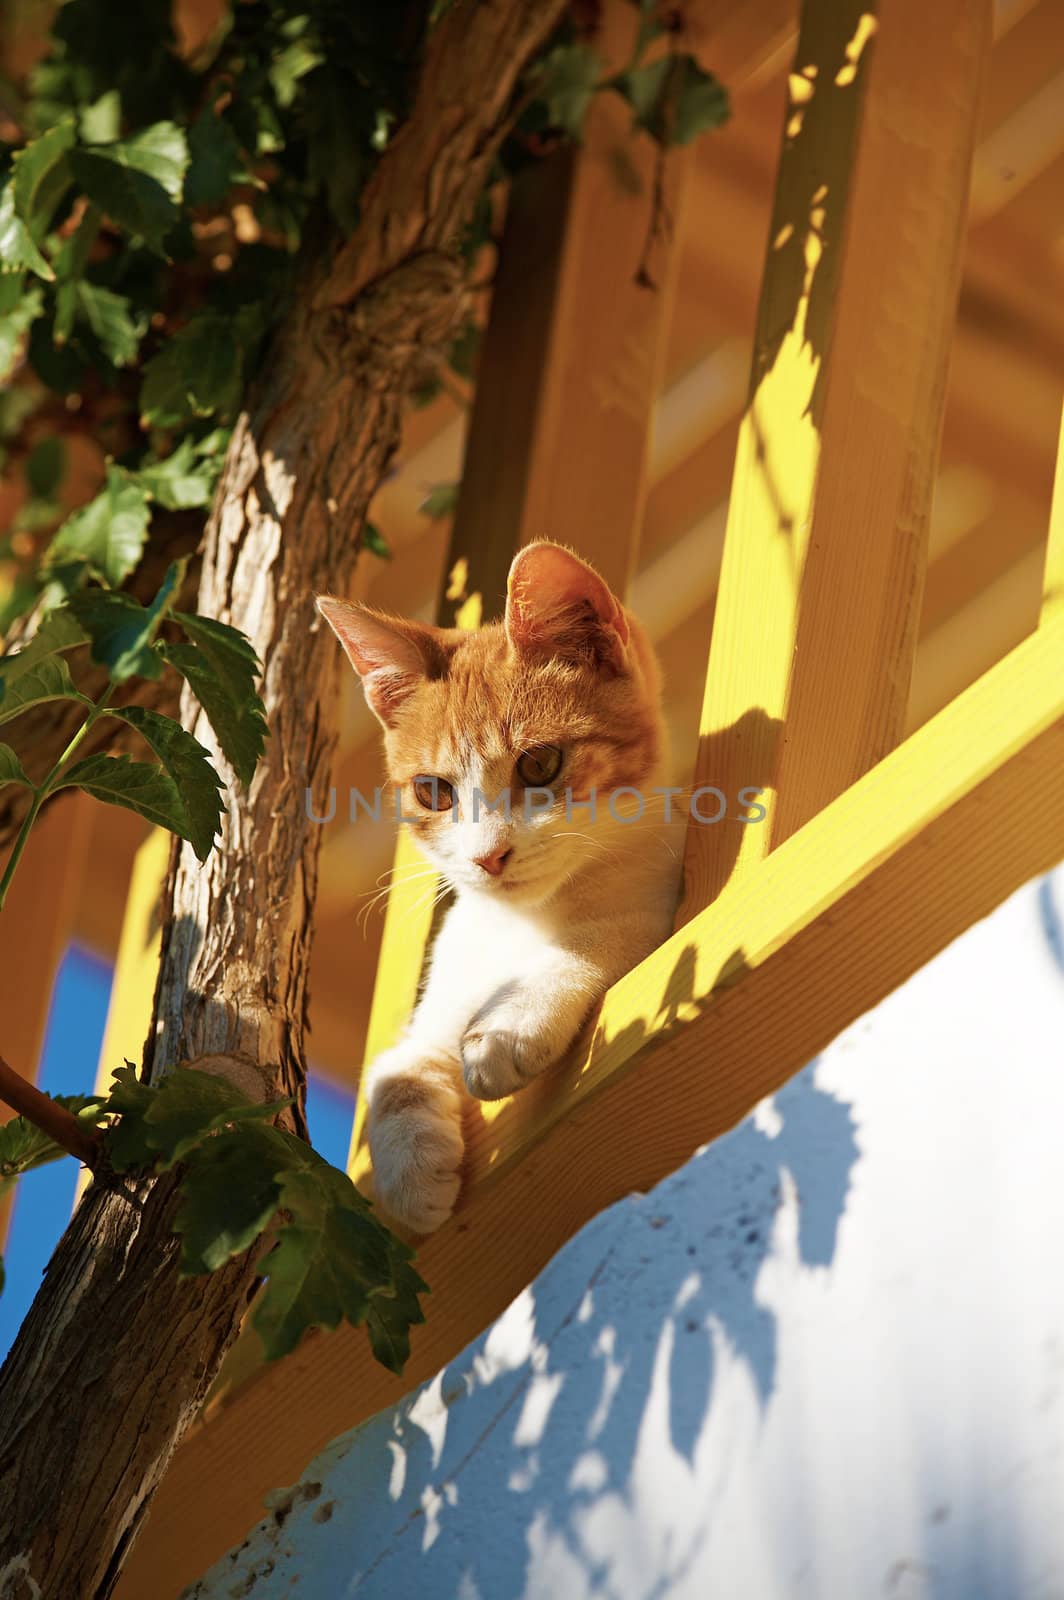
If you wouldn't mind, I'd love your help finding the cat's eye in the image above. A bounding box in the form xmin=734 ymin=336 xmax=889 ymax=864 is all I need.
xmin=515 ymin=745 xmax=563 ymax=787
xmin=412 ymin=776 xmax=454 ymax=811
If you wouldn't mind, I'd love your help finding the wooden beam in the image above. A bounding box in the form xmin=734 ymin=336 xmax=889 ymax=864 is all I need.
xmin=678 ymin=0 xmax=993 ymax=922
xmin=114 ymin=610 xmax=1064 ymax=1600
xmin=0 ymin=796 xmax=92 ymax=1246
xmin=440 ymin=4 xmax=688 ymax=609
xmin=1043 ymin=401 xmax=1064 ymax=625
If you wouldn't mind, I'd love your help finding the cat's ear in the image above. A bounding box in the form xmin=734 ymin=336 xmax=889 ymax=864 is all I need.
xmin=505 ymin=542 xmax=630 ymax=673
xmin=316 ymin=596 xmax=442 ymax=727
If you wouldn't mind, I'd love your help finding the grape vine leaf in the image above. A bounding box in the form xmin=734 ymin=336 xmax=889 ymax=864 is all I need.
xmin=0 ymin=656 xmax=91 ymax=727
xmin=11 ymin=116 xmax=76 ymax=241
xmin=69 ymin=122 xmax=189 ymax=255
xmin=47 ymin=464 xmax=152 ymax=588
xmin=0 ymin=744 xmax=33 ymax=791
xmin=106 ymin=706 xmax=224 ymax=862
xmin=139 ymin=314 xmax=242 ymax=426
xmin=54 ymin=751 xmax=209 ymax=852
xmin=0 ymin=184 xmax=55 ymax=281
xmin=66 ymin=558 xmax=185 ymax=681
xmin=0 ymin=607 xmax=88 ymax=716
xmin=162 ymin=611 xmax=268 ymax=787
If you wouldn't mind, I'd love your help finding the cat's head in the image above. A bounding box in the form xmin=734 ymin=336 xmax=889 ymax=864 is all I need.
xmin=317 ymin=542 xmax=667 ymax=907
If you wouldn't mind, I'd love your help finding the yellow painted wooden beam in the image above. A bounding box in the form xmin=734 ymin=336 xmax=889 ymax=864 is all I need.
xmin=0 ymin=795 xmax=92 ymax=1247
xmin=91 ymin=828 xmax=169 ymax=1092
xmin=118 ymin=615 xmax=1064 ymax=1598
xmin=1042 ymin=401 xmax=1064 ymax=625
xmin=678 ymin=0 xmax=993 ymax=922
xmin=68 ymin=827 xmax=170 ymax=1206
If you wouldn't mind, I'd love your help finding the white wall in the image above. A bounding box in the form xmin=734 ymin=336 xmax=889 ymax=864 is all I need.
xmin=187 ymin=864 xmax=1064 ymax=1600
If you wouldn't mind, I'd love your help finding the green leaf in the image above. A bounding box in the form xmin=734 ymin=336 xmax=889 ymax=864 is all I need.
xmin=0 ymin=281 xmax=44 ymax=383
xmin=26 ymin=436 xmax=65 ymax=499
xmin=47 ymin=463 xmax=151 ymax=587
xmin=163 ymin=610 xmax=267 ymax=787
xmin=140 ymin=314 xmax=242 ymax=427
xmin=0 ymin=606 xmax=88 ymax=717
xmin=0 ymin=1095 xmax=104 ymax=1195
xmin=136 ymin=436 xmax=219 ymax=510
xmin=64 ymin=592 xmax=151 ymax=680
xmin=69 ymin=122 xmax=189 ymax=255
xmin=612 ymin=55 xmax=729 ymax=146
xmin=79 ymin=91 xmax=122 ymax=145
xmin=536 ymin=43 xmax=603 ymax=139
xmin=51 ymin=203 xmax=101 ymax=282
xmin=448 ymin=321 xmax=480 ymax=379
xmin=175 ymin=1128 xmax=283 ymax=1272
xmin=63 ymin=282 xmax=146 ymax=366
xmin=100 ymin=1061 xmax=156 ymax=1170
xmin=366 ymin=1262 xmax=429 ymax=1374
xmin=184 ymin=105 xmax=247 ymax=208
xmin=106 ymin=1063 xmax=290 ymax=1181
xmin=611 ymin=58 xmax=670 ymax=125
xmin=0 ymin=184 xmax=55 ymax=281
xmin=12 ymin=116 xmax=76 ymax=241
xmin=419 ymin=482 xmax=459 ymax=520
xmin=0 ymin=656 xmax=91 ymax=727
xmin=0 ymin=744 xmax=33 ymax=791
xmin=362 ymin=523 xmax=391 ymax=561
xmin=66 ymin=558 xmax=185 ymax=683
xmin=54 ymin=751 xmax=209 ymax=854
xmin=667 ymin=58 xmax=730 ymax=146
xmin=130 ymin=1067 xmax=290 ymax=1169
xmin=106 ymin=706 xmax=224 ymax=862
xmin=253 ymin=1164 xmax=396 ymax=1360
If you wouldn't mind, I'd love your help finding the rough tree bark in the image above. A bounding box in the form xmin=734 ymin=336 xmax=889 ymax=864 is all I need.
xmin=0 ymin=3 xmax=565 ymax=1596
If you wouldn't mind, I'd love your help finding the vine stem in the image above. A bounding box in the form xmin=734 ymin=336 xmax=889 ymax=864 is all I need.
xmin=0 ymin=1052 xmax=101 ymax=1169
xmin=0 ymin=682 xmax=115 ymax=914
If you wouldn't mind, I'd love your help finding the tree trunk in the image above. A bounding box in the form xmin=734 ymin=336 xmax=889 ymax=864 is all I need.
xmin=0 ymin=4 xmax=564 ymax=1596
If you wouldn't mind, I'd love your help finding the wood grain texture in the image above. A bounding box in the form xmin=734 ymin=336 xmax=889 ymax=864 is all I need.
xmin=678 ymin=0 xmax=993 ymax=921
xmin=1043 ymin=401 xmax=1064 ymax=624
xmin=112 ymin=613 xmax=1064 ymax=1600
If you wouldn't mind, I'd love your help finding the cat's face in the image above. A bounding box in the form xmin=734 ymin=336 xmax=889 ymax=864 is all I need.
xmin=318 ymin=542 xmax=666 ymax=908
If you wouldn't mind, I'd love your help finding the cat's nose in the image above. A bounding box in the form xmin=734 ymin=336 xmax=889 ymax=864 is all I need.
xmin=473 ymin=847 xmax=512 ymax=878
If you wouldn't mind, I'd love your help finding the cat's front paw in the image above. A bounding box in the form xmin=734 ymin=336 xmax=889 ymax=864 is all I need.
xmin=461 ymin=1028 xmax=548 ymax=1102
xmin=365 ymin=1045 xmax=464 ymax=1234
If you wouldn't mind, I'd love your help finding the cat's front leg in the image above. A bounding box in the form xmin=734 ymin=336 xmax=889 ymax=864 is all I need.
xmin=460 ymin=961 xmax=599 ymax=1102
xmin=363 ymin=1042 xmax=464 ymax=1234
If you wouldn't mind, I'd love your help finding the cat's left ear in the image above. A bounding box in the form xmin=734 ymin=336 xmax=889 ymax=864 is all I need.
xmin=316 ymin=595 xmax=442 ymax=727
xmin=505 ymin=542 xmax=630 ymax=673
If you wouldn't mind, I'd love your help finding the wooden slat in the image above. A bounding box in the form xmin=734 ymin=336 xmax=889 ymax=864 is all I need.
xmin=678 ymin=0 xmax=993 ymax=922
xmin=0 ymin=796 xmax=92 ymax=1246
xmin=440 ymin=3 xmax=687 ymax=609
xmin=69 ymin=828 xmax=169 ymax=1206
xmin=1043 ymin=401 xmax=1064 ymax=624
xmin=115 ymin=609 xmax=1064 ymax=1600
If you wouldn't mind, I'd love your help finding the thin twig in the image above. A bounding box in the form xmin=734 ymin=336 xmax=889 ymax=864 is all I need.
xmin=0 ymin=1051 xmax=101 ymax=1169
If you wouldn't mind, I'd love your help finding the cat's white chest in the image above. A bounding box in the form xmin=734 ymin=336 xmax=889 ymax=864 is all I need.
xmin=414 ymin=892 xmax=562 ymax=1040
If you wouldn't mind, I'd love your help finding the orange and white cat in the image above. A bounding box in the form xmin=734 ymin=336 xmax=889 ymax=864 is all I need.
xmin=318 ymin=542 xmax=681 ymax=1233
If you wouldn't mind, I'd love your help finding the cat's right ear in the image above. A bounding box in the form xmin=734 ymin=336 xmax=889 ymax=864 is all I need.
xmin=316 ymin=596 xmax=439 ymax=727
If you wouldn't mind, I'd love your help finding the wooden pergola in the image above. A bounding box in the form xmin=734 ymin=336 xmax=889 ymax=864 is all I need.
xmin=2 ymin=0 xmax=1062 ymax=1593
